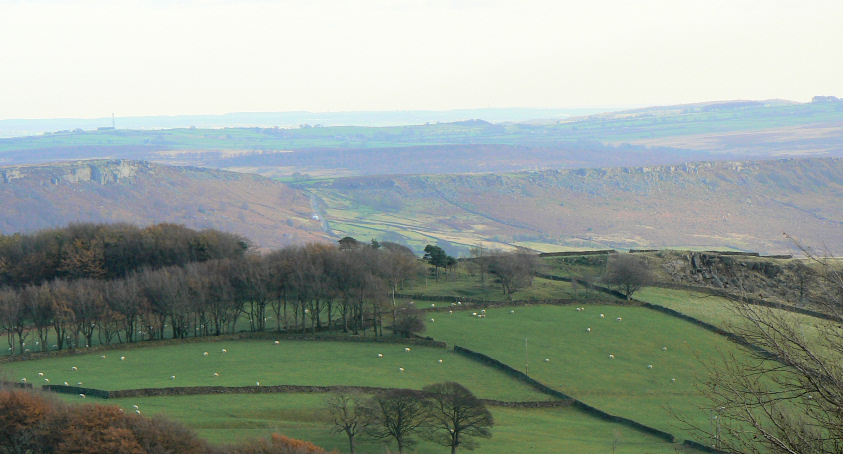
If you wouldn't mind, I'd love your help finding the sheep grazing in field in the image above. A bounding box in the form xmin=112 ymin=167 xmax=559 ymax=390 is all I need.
xmin=38 ymin=372 xmax=44 ymax=377
xmin=662 ymin=347 xmax=667 ymax=351
xmin=647 ymin=364 xmax=653 ymax=369
xmin=170 ymin=376 xmax=176 ymax=380
xmin=377 ymin=353 xmax=383 ymax=358
xmin=586 ymin=328 xmax=591 ymax=332
xmin=478 ymin=314 xmax=486 ymax=318
xmin=438 ymin=359 xmax=443 ymax=363
xmin=430 ymin=318 xmax=435 ymax=322
xmin=510 ymin=310 xmax=515 ymax=314
xmin=472 ymin=312 xmax=478 ymax=316
xmin=203 ymin=352 xmax=209 ymax=357
xmin=71 ymin=366 xmax=77 ymax=372
xmin=576 ymin=307 xmax=581 ymax=312
xmin=609 ymin=354 xmax=615 ymax=359
xmin=221 ymin=348 xmax=227 ymax=353
xmin=600 ymin=314 xmax=605 ymax=318
xmin=449 ymin=310 xmax=453 ymax=314
xmin=120 ymin=356 xmax=125 ymax=361
xmin=256 ymin=382 xmax=260 ymax=386
xmin=671 ymin=378 xmax=676 ymax=382
xmin=100 ymin=355 xmax=106 ymax=359
xmin=457 ymin=301 xmax=462 ymax=305
xmin=133 ymin=405 xmax=139 ymax=410
xmin=481 ymin=309 xmax=486 ymax=314
xmin=44 ymin=378 xmax=49 ymax=383
xmin=20 ymin=378 xmax=26 ymax=383
xmin=79 ymin=394 xmax=85 ymax=398
xmin=136 ymin=410 xmax=141 ymax=414
xmin=399 ymin=368 xmax=404 ymax=372
xmin=213 ymin=372 xmax=219 ymax=378
xmin=64 ymin=382 xmax=69 ymax=386
xmin=616 ymin=317 xmax=622 ymax=322
xmin=274 ymin=340 xmax=280 ymax=345
xmin=77 ymin=382 xmax=83 ymax=386
xmin=544 ymin=358 xmax=550 ymax=362
xmin=405 ymin=347 xmax=411 ymax=352
xmin=431 ymin=303 xmax=435 ymax=307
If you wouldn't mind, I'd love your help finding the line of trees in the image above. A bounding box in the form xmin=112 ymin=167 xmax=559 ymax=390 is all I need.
xmin=0 ymin=225 xmax=422 ymax=356
xmin=325 ymin=382 xmax=493 ymax=454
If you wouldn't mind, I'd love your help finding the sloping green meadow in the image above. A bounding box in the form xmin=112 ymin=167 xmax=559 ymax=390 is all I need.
xmin=422 ymin=304 xmax=750 ymax=441
xmin=101 ymin=394 xmax=678 ymax=453
xmin=1 ymin=340 xmax=544 ymax=402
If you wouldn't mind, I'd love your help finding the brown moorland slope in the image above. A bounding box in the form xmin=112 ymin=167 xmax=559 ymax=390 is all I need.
xmin=0 ymin=160 xmax=326 ymax=248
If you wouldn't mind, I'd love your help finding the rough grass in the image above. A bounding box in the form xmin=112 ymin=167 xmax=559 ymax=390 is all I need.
xmin=422 ymin=304 xmax=752 ymax=441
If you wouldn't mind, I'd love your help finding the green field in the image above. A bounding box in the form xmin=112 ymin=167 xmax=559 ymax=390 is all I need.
xmin=422 ymin=304 xmax=750 ymax=441
xmin=0 ymin=299 xmax=752 ymax=452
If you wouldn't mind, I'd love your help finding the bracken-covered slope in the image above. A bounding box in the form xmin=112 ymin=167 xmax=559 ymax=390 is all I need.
xmin=0 ymin=160 xmax=326 ymax=248
xmin=301 ymin=157 xmax=843 ymax=255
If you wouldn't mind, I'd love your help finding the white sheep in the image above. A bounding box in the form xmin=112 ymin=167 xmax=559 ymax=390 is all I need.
xmin=133 ymin=404 xmax=139 ymax=409
xmin=576 ymin=307 xmax=581 ymax=312
xmin=449 ymin=310 xmax=453 ymax=314
xmin=256 ymin=381 xmax=260 ymax=386
xmin=662 ymin=346 xmax=667 ymax=351
xmin=430 ymin=318 xmax=435 ymax=322
xmin=77 ymin=382 xmax=83 ymax=386
xmin=136 ymin=410 xmax=141 ymax=414
xmin=170 ymin=375 xmax=176 ymax=380
xmin=203 ymin=352 xmax=209 ymax=357
xmin=600 ymin=314 xmax=605 ymax=318
xmin=44 ymin=378 xmax=49 ymax=383
xmin=399 ymin=367 xmax=404 ymax=372
xmin=274 ymin=341 xmax=280 ymax=345
xmin=457 ymin=301 xmax=462 ymax=305
xmin=647 ymin=364 xmax=653 ymax=369
xmin=609 ymin=354 xmax=615 ymax=359
xmin=20 ymin=378 xmax=26 ymax=383
xmin=38 ymin=372 xmax=44 ymax=377
xmin=213 ymin=372 xmax=219 ymax=377
xmin=377 ymin=353 xmax=383 ymax=358
xmin=586 ymin=327 xmax=591 ymax=332
xmin=120 ymin=356 xmax=125 ymax=361
xmin=71 ymin=366 xmax=78 ymax=371
xmin=100 ymin=355 xmax=106 ymax=359
xmin=481 ymin=309 xmax=486 ymax=314
xmin=472 ymin=312 xmax=477 ymax=316
xmin=478 ymin=314 xmax=486 ymax=318
xmin=510 ymin=309 xmax=515 ymax=314
xmin=64 ymin=382 xmax=69 ymax=386
xmin=438 ymin=359 xmax=443 ymax=363
xmin=405 ymin=347 xmax=411 ymax=352
xmin=616 ymin=317 xmax=622 ymax=322
xmin=79 ymin=394 xmax=85 ymax=398
xmin=221 ymin=348 xmax=227 ymax=353
xmin=671 ymin=378 xmax=676 ymax=382
xmin=431 ymin=303 xmax=435 ymax=307
xmin=544 ymin=358 xmax=550 ymax=362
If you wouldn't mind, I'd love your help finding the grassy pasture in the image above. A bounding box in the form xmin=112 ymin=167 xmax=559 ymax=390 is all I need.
xmin=422 ymin=304 xmax=751 ymax=441
xmin=0 ymin=340 xmax=546 ymax=402
xmin=96 ymin=393 xmax=679 ymax=453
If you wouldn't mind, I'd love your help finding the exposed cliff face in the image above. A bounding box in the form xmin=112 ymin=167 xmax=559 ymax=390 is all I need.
xmin=1 ymin=160 xmax=142 ymax=185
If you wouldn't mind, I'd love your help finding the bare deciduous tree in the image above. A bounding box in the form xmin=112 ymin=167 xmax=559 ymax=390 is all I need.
xmin=422 ymin=382 xmax=493 ymax=454
xmin=602 ymin=253 xmax=652 ymax=299
xmin=325 ymin=392 xmax=367 ymax=454
xmin=362 ymin=390 xmax=429 ymax=454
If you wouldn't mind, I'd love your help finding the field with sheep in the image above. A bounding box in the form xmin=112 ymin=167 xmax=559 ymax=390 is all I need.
xmin=0 ymin=298 xmax=755 ymax=452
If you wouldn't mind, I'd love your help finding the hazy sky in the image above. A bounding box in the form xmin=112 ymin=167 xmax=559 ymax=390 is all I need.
xmin=1 ymin=0 xmax=842 ymax=119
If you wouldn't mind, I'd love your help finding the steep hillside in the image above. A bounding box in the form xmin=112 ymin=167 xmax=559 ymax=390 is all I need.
xmin=0 ymin=160 xmax=326 ymax=248
xmin=301 ymin=157 xmax=843 ymax=255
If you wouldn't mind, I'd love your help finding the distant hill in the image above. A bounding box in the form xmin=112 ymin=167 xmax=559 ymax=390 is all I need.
xmin=1 ymin=98 xmax=840 ymax=177
xmin=0 ymin=160 xmax=326 ymax=248
xmin=299 ymin=157 xmax=843 ymax=255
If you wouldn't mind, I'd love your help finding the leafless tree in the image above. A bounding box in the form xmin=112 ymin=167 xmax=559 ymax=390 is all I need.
xmin=362 ymin=390 xmax=429 ymax=454
xmin=602 ymin=253 xmax=652 ymax=299
xmin=422 ymin=382 xmax=493 ymax=454
xmin=325 ymin=392 xmax=367 ymax=454
xmin=487 ymin=247 xmax=539 ymax=298
xmin=686 ymin=241 xmax=843 ymax=454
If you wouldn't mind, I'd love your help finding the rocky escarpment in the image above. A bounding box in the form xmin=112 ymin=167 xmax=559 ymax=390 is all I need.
xmin=0 ymin=160 xmax=143 ymax=185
